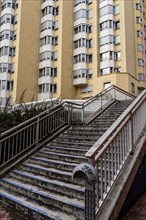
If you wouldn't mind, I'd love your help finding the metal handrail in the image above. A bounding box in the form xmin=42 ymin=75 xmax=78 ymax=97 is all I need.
xmin=86 ymin=90 xmax=145 ymax=159
xmin=79 ymin=89 xmax=146 ymax=220
xmin=0 ymin=85 xmax=136 ymax=174
xmin=63 ymin=85 xmax=135 ymax=108
xmin=63 ymin=85 xmax=135 ymax=124
xmin=0 ymin=104 xmax=69 ymax=168
xmin=0 ymin=103 xmax=63 ymax=138
xmin=82 ymin=85 xmax=135 ymax=108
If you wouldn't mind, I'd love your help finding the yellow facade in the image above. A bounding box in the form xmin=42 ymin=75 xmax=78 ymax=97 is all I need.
xmin=13 ymin=0 xmax=41 ymax=103
xmin=0 ymin=0 xmax=146 ymax=106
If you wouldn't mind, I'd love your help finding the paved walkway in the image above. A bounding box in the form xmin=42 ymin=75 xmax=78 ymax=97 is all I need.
xmin=121 ymin=193 xmax=146 ymax=220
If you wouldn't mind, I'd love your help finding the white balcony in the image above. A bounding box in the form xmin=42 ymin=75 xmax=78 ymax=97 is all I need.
xmin=74 ymin=32 xmax=87 ymax=41
xmin=41 ymin=0 xmax=55 ymax=10
xmin=74 ymin=18 xmax=87 ymax=27
xmin=73 ymin=77 xmax=87 ymax=86
xmin=40 ymin=29 xmax=54 ymax=38
xmin=38 ymin=76 xmax=52 ymax=84
xmin=38 ymin=92 xmax=52 ymax=101
xmin=41 ymin=14 xmax=54 ymax=24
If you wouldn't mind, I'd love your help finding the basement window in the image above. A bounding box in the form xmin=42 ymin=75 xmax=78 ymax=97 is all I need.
xmin=104 ymin=82 xmax=111 ymax=90
xmin=131 ymin=83 xmax=135 ymax=93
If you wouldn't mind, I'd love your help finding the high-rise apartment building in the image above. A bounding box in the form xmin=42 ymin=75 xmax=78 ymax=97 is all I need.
xmin=0 ymin=0 xmax=146 ymax=106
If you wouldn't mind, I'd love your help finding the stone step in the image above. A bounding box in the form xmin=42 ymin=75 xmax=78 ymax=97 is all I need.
xmin=56 ymin=136 xmax=98 ymax=143
xmin=27 ymin=156 xmax=78 ymax=172
xmin=70 ymin=125 xmax=110 ymax=132
xmin=0 ymin=179 xmax=84 ymax=217
xmin=0 ymin=99 xmax=133 ymax=219
xmin=70 ymin=126 xmax=107 ymax=132
xmin=44 ymin=145 xmax=88 ymax=156
xmin=92 ymin=118 xmax=116 ymax=123
xmin=9 ymin=170 xmax=85 ymax=200
xmin=17 ymin=163 xmax=85 ymax=185
xmin=64 ymin=130 xmax=104 ymax=136
xmin=35 ymin=150 xmax=87 ymax=164
xmin=0 ymin=190 xmax=82 ymax=220
xmin=50 ymin=140 xmax=93 ymax=149
xmin=61 ymin=133 xmax=101 ymax=140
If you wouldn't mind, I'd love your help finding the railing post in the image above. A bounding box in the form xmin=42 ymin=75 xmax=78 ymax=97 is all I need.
xmin=67 ymin=104 xmax=71 ymax=124
xmin=72 ymin=160 xmax=96 ymax=220
xmin=100 ymin=94 xmax=102 ymax=108
xmin=129 ymin=111 xmax=134 ymax=153
xmin=85 ymin=158 xmax=96 ymax=220
xmin=82 ymin=106 xmax=84 ymax=123
xmin=36 ymin=116 xmax=40 ymax=144
xmin=112 ymin=87 xmax=116 ymax=99
xmin=85 ymin=181 xmax=95 ymax=220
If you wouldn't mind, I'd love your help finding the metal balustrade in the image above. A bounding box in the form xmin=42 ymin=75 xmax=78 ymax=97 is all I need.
xmin=0 ymin=86 xmax=135 ymax=173
xmin=63 ymin=85 xmax=135 ymax=124
xmin=73 ymin=89 xmax=146 ymax=220
xmin=0 ymin=104 xmax=68 ymax=169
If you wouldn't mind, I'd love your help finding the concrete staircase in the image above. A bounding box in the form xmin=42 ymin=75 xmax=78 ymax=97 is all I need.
xmin=0 ymin=100 xmax=132 ymax=220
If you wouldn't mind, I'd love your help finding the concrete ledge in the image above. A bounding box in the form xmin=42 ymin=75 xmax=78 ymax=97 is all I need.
xmin=96 ymin=134 xmax=146 ymax=220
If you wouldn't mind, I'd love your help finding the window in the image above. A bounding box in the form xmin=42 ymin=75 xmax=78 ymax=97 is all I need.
xmin=7 ymin=80 xmax=13 ymax=91
xmin=55 ymin=7 xmax=59 ymax=16
xmin=81 ymin=85 xmax=93 ymax=94
xmin=114 ymin=67 xmax=121 ymax=72
xmin=88 ymin=25 xmax=92 ymax=33
xmin=138 ymin=59 xmax=144 ymax=66
xmin=74 ymin=38 xmax=87 ymax=49
xmin=100 ymin=35 xmax=114 ymax=46
xmin=136 ymin=3 xmax=141 ymax=10
xmin=104 ymin=82 xmax=111 ymax=89
xmin=137 ymin=30 xmax=143 ymax=38
xmin=114 ymin=5 xmax=120 ymax=15
xmin=138 ymin=73 xmax=145 ymax=81
xmin=74 ymin=24 xmax=88 ymax=34
xmin=99 ymin=5 xmax=114 ymax=17
xmin=1 ymin=80 xmax=6 ymax=90
xmin=53 ymin=84 xmax=57 ymax=93
xmin=131 ymin=83 xmax=135 ymax=93
xmin=54 ymin=36 xmax=58 ymax=45
xmin=88 ymin=39 xmax=92 ymax=48
xmin=100 ymin=20 xmax=114 ymax=31
xmin=115 ymin=20 xmax=120 ymax=30
xmin=88 ymin=54 xmax=92 ymax=63
xmin=74 ymin=54 xmax=87 ymax=63
xmin=137 ymin=44 xmax=144 ymax=52
xmin=100 ymin=67 xmax=113 ymax=75
xmin=74 ymin=9 xmax=87 ymax=21
xmin=4 ymin=46 xmax=8 ymax=55
xmin=100 ymin=52 xmax=107 ymax=61
xmin=115 ymin=51 xmax=121 ymax=61
xmin=88 ymin=9 xmax=92 ymax=19
xmin=54 ymin=21 xmax=58 ymax=30
xmin=87 ymin=69 xmax=92 ymax=79
xmin=115 ymin=35 xmax=120 ymax=45
xmin=136 ymin=16 xmax=142 ymax=24
xmin=38 ymin=84 xmax=45 ymax=93
xmin=53 ymin=51 xmax=58 ymax=61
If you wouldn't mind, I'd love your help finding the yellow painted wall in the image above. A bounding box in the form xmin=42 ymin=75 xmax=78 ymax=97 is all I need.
xmin=13 ymin=0 xmax=41 ymax=103
xmin=54 ymin=0 xmax=76 ymax=99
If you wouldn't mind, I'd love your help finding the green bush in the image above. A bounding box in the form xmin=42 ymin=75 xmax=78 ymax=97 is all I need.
xmin=0 ymin=91 xmax=62 ymax=134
